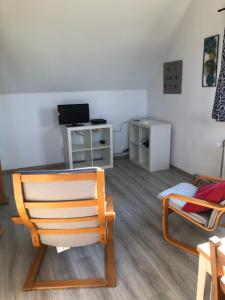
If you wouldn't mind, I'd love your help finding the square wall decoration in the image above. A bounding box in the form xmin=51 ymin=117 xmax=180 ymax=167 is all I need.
xmin=163 ymin=60 xmax=183 ymax=94
xmin=202 ymin=34 xmax=219 ymax=87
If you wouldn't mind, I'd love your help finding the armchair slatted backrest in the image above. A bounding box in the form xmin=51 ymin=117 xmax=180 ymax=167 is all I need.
xmin=12 ymin=168 xmax=107 ymax=248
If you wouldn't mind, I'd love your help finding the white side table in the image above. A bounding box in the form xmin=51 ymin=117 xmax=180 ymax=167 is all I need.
xmin=197 ymin=239 xmax=225 ymax=299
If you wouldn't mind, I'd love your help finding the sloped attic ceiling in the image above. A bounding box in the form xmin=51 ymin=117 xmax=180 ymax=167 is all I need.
xmin=0 ymin=0 xmax=191 ymax=94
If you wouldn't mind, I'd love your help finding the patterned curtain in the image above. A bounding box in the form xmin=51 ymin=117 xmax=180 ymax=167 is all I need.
xmin=212 ymin=29 xmax=225 ymax=121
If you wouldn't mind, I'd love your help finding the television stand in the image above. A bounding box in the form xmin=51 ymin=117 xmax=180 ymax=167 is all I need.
xmin=61 ymin=124 xmax=113 ymax=169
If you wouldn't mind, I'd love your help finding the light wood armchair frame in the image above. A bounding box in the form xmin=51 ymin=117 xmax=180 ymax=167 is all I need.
xmin=12 ymin=169 xmax=116 ymax=290
xmin=162 ymin=175 xmax=225 ymax=256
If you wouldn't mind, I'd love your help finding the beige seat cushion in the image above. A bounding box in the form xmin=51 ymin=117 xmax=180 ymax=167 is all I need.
xmin=40 ymin=233 xmax=99 ymax=248
xmin=175 ymin=208 xmax=211 ymax=227
xmin=207 ymin=200 xmax=225 ymax=229
xmin=37 ymin=220 xmax=99 ymax=247
xmin=158 ymin=182 xmax=198 ymax=209
xmin=158 ymin=182 xmax=210 ymax=226
xmin=21 ymin=168 xmax=103 ymax=247
xmin=24 ymin=180 xmax=98 ymax=220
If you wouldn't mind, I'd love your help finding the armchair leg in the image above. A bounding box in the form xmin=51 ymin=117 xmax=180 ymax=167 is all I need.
xmin=162 ymin=206 xmax=198 ymax=256
xmin=105 ymin=220 xmax=116 ymax=287
xmin=23 ymin=241 xmax=116 ymax=290
xmin=23 ymin=245 xmax=48 ymax=291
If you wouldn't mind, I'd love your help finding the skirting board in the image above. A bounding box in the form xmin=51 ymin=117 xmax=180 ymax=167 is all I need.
xmin=4 ymin=160 xmax=192 ymax=179
xmin=170 ymin=164 xmax=193 ymax=179
xmin=2 ymin=155 xmax=129 ymax=174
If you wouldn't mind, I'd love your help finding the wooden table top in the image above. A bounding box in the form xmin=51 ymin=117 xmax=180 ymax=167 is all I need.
xmin=197 ymin=237 xmax=225 ymax=260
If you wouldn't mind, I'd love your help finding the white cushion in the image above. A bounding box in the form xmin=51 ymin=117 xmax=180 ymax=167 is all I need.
xmin=40 ymin=233 xmax=99 ymax=247
xmin=22 ymin=176 xmax=102 ymax=247
xmin=24 ymin=180 xmax=98 ymax=219
xmin=158 ymin=182 xmax=198 ymax=210
xmin=208 ymin=200 xmax=225 ymax=228
xmin=158 ymin=182 xmax=211 ymax=226
xmin=23 ymin=180 xmax=97 ymax=201
xmin=181 ymin=211 xmax=210 ymax=226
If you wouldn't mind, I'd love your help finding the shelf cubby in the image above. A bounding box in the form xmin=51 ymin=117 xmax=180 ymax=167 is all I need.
xmin=72 ymin=150 xmax=92 ymax=169
xmin=92 ymin=127 xmax=111 ymax=148
xmin=139 ymin=146 xmax=150 ymax=171
xmin=129 ymin=142 xmax=139 ymax=165
xmin=129 ymin=123 xmax=139 ymax=145
xmin=140 ymin=127 xmax=150 ymax=146
xmin=71 ymin=129 xmax=91 ymax=151
xmin=93 ymin=147 xmax=111 ymax=168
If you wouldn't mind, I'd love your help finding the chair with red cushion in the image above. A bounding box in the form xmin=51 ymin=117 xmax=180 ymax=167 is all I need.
xmin=158 ymin=175 xmax=225 ymax=255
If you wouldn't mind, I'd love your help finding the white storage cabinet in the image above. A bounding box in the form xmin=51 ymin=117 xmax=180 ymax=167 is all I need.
xmin=61 ymin=124 xmax=113 ymax=169
xmin=129 ymin=119 xmax=171 ymax=172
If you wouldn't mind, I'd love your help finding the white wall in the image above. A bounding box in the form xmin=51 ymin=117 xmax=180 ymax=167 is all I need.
xmin=0 ymin=90 xmax=148 ymax=170
xmin=148 ymin=0 xmax=225 ymax=176
xmin=0 ymin=0 xmax=191 ymax=94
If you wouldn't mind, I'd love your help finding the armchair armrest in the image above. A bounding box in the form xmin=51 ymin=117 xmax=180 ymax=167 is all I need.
xmin=105 ymin=194 xmax=115 ymax=222
xmin=11 ymin=215 xmax=24 ymax=224
xmin=193 ymin=175 xmax=225 ymax=186
xmin=163 ymin=193 xmax=225 ymax=211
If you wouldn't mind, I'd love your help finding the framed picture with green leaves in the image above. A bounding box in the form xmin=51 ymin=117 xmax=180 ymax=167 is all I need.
xmin=202 ymin=34 xmax=219 ymax=87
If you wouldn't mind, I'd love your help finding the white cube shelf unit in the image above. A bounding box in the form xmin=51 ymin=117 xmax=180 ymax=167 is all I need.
xmin=129 ymin=119 xmax=171 ymax=172
xmin=61 ymin=124 xmax=113 ymax=169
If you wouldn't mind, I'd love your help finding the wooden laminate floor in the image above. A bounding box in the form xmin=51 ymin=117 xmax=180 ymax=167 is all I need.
xmin=1 ymin=157 xmax=224 ymax=300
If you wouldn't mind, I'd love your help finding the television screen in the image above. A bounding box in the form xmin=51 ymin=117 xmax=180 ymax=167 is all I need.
xmin=57 ymin=104 xmax=90 ymax=125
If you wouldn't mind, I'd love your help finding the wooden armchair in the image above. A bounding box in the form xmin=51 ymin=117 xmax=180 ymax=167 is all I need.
xmin=12 ymin=168 xmax=116 ymax=290
xmin=158 ymin=175 xmax=225 ymax=255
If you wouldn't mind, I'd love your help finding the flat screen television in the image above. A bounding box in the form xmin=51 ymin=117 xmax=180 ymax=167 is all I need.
xmin=57 ymin=104 xmax=90 ymax=125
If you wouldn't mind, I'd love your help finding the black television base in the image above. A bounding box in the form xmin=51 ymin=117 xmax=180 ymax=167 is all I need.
xmin=66 ymin=123 xmax=85 ymax=127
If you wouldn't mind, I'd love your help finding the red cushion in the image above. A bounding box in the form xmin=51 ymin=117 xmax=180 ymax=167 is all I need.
xmin=182 ymin=181 xmax=225 ymax=213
